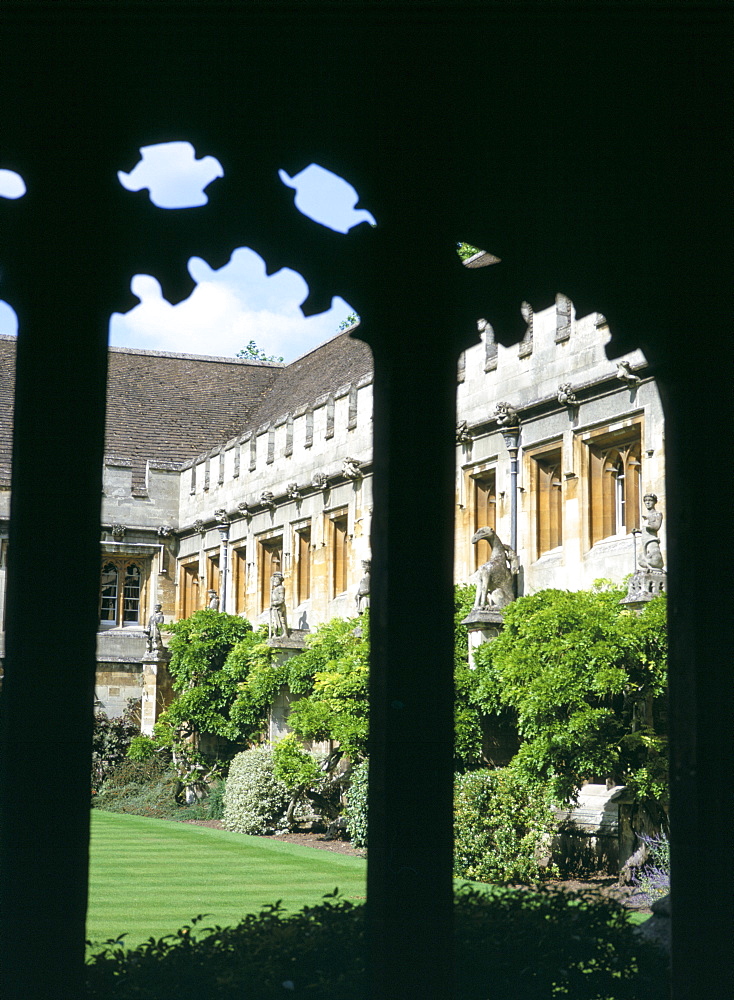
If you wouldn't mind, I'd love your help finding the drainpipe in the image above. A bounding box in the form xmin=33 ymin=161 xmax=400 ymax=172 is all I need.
xmin=501 ymin=424 xmax=521 ymax=553
xmin=217 ymin=520 xmax=230 ymax=612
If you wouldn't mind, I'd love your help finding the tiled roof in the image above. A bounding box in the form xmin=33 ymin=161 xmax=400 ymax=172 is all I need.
xmin=0 ymin=340 xmax=282 ymax=492
xmin=0 ymin=338 xmax=15 ymax=488
xmin=247 ymin=328 xmax=373 ymax=428
xmin=104 ymin=348 xmax=281 ymax=489
xmin=0 ymin=330 xmax=374 ymax=493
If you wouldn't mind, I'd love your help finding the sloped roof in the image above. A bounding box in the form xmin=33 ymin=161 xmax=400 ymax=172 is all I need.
xmin=104 ymin=348 xmax=281 ymax=489
xmin=0 ymin=331 xmax=374 ymax=494
xmin=248 ymin=328 xmax=373 ymax=428
xmin=0 ymin=338 xmax=15 ymax=488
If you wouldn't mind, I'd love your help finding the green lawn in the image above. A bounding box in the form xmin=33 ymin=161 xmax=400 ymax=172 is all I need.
xmin=87 ymin=811 xmax=366 ymax=950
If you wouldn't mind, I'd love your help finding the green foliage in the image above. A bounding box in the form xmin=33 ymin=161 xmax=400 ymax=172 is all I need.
xmin=457 ymin=241 xmax=482 ymax=261
xmin=92 ymin=758 xmax=182 ymax=820
xmin=285 ymin=615 xmax=370 ymax=761
xmin=126 ymin=734 xmax=158 ymax=761
xmin=472 ymin=589 xmax=668 ymax=805
xmin=336 ymin=311 xmax=360 ymax=332
xmin=236 ymin=339 xmax=283 ymax=362
xmin=272 ymin=734 xmax=322 ymax=791
xmin=163 ymin=610 xmax=271 ymax=750
xmin=221 ymin=746 xmax=289 ymax=835
xmin=91 ymin=707 xmax=139 ymax=793
xmin=454 ymin=584 xmax=484 ymax=768
xmin=86 ymin=888 xmax=668 ymax=999
xmin=344 ymin=758 xmax=369 ymax=849
xmin=454 ymin=767 xmax=559 ymax=883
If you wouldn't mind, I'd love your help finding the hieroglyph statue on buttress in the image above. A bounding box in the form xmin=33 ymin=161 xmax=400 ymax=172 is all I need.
xmin=269 ymin=572 xmax=289 ymax=638
xmin=145 ymin=603 xmax=165 ymax=653
xmin=355 ymin=559 xmax=371 ymax=613
xmin=638 ymin=493 xmax=664 ymax=571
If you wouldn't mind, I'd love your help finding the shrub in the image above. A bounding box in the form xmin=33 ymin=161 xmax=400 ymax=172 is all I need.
xmin=92 ymin=757 xmax=182 ymax=820
xmin=222 ymin=746 xmax=289 ymax=835
xmin=633 ymin=833 xmax=670 ymax=905
xmin=126 ymin=734 xmax=158 ymax=761
xmin=454 ymin=767 xmax=558 ymax=883
xmin=85 ymin=887 xmax=668 ymax=999
xmin=344 ymin=758 xmax=369 ymax=848
xmin=91 ymin=708 xmax=139 ymax=793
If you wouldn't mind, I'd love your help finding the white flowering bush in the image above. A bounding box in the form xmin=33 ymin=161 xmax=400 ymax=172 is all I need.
xmin=344 ymin=758 xmax=369 ymax=848
xmin=454 ymin=767 xmax=558 ymax=883
xmin=222 ymin=746 xmax=290 ymax=835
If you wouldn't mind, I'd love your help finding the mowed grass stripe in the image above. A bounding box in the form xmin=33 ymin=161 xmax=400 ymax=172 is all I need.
xmin=87 ymin=812 xmax=366 ymax=950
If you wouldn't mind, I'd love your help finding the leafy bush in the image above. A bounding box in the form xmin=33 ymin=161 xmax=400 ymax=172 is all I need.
xmin=91 ymin=707 xmax=139 ymax=793
xmin=221 ymin=746 xmax=289 ymax=835
xmin=454 ymin=767 xmax=558 ymax=883
xmin=126 ymin=734 xmax=158 ymax=761
xmin=85 ymin=887 xmax=668 ymax=999
xmin=633 ymin=833 xmax=670 ymax=905
xmin=272 ymin=734 xmax=323 ymax=791
xmin=344 ymin=758 xmax=369 ymax=848
xmin=92 ymin=757 xmax=182 ymax=820
xmin=472 ymin=588 xmax=668 ymax=805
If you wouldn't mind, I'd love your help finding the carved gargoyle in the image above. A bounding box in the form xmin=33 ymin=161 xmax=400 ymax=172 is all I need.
xmin=471 ymin=526 xmax=518 ymax=610
xmin=616 ymin=361 xmax=641 ymax=386
xmin=494 ymin=402 xmax=519 ymax=428
xmin=456 ymin=420 xmax=472 ymax=443
xmin=557 ymin=383 xmax=578 ymax=407
xmin=342 ymin=457 xmax=363 ymax=479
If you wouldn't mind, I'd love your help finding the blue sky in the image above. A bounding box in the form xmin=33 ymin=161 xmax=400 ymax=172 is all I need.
xmin=0 ymin=146 xmax=374 ymax=363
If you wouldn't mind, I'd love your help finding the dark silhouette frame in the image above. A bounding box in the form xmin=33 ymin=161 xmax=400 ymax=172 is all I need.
xmin=0 ymin=3 xmax=731 ymax=998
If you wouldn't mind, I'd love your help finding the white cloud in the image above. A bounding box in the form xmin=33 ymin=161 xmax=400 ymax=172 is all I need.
xmin=109 ymin=248 xmax=356 ymax=361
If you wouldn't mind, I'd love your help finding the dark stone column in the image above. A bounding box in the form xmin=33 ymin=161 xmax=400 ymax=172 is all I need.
xmin=0 ymin=65 xmax=112 ymax=997
xmin=659 ymin=372 xmax=734 ymax=1000
xmin=357 ymin=265 xmax=472 ymax=1000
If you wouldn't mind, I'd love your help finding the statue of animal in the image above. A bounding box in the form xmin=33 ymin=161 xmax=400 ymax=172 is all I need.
xmin=471 ymin=526 xmax=518 ymax=610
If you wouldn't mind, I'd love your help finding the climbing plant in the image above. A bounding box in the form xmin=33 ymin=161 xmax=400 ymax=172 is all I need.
xmin=470 ymin=586 xmax=668 ymax=806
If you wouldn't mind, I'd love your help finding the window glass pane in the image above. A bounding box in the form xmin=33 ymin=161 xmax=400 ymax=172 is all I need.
xmin=100 ymin=563 xmax=118 ymax=623
xmin=122 ymin=564 xmax=141 ymax=623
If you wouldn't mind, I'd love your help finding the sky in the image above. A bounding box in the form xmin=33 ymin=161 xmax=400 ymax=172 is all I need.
xmin=0 ymin=146 xmax=375 ymax=363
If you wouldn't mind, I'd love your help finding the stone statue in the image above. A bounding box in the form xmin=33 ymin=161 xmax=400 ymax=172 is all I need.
xmin=638 ymin=493 xmax=664 ymax=571
xmin=269 ymin=571 xmax=289 ymax=638
xmin=471 ymin=526 xmax=518 ymax=610
xmin=355 ymin=559 xmax=371 ymax=613
xmin=145 ymin=602 xmax=164 ymax=653
xmin=207 ymin=589 xmax=220 ymax=611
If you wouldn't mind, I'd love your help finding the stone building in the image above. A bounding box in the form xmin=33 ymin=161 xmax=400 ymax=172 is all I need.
xmin=0 ymin=296 xmax=664 ymax=721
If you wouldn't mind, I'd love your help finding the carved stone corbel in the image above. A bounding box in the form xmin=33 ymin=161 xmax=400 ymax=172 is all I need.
xmin=557 ymin=383 xmax=578 ymax=408
xmin=494 ymin=401 xmax=520 ymax=428
xmin=342 ymin=457 xmax=363 ymax=480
